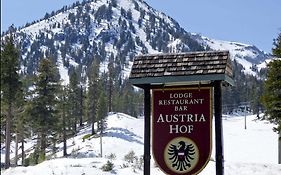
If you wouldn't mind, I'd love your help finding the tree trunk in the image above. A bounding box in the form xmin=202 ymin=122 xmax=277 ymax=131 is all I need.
xmin=79 ymin=86 xmax=83 ymax=127
xmin=108 ymin=80 xmax=113 ymax=112
xmin=15 ymin=133 xmax=18 ymax=166
xmin=5 ymin=104 xmax=12 ymax=169
xmin=40 ymin=131 xmax=46 ymax=160
xmin=91 ymin=110 xmax=96 ymax=135
xmin=278 ymin=131 xmax=281 ymax=164
xmin=63 ymin=131 xmax=67 ymax=157
xmin=100 ymin=119 xmax=103 ymax=157
xmin=62 ymin=102 xmax=67 ymax=157
xmin=91 ymin=119 xmax=95 ymax=135
xmin=21 ymin=139 xmax=25 ymax=166
xmin=73 ymin=119 xmax=77 ymax=134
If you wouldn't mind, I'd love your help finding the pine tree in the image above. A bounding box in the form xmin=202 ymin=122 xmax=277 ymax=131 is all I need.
xmin=0 ymin=34 xmax=22 ymax=169
xmin=96 ymin=89 xmax=108 ymax=158
xmin=15 ymin=75 xmax=37 ymax=166
xmin=261 ymin=32 xmax=281 ymax=164
xmin=78 ymin=84 xmax=84 ymax=127
xmin=261 ymin=32 xmax=281 ymax=132
xmin=28 ymin=58 xmax=61 ymax=161
xmin=272 ymin=32 xmax=281 ymax=57
xmin=261 ymin=59 xmax=281 ymax=164
xmin=249 ymin=78 xmax=263 ymax=118
xmin=69 ymin=70 xmax=80 ymax=134
xmin=87 ymin=59 xmax=100 ymax=135
xmin=13 ymin=85 xmax=27 ymax=166
xmin=107 ymin=58 xmax=114 ymax=112
xmin=57 ymin=86 xmax=70 ymax=157
xmin=16 ymin=84 xmax=32 ymax=166
xmin=97 ymin=90 xmax=108 ymax=132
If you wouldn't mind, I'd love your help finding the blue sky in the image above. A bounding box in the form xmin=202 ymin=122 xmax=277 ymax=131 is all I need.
xmin=1 ymin=0 xmax=281 ymax=53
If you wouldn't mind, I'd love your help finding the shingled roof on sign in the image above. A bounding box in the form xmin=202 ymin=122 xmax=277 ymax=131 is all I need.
xmin=129 ymin=51 xmax=234 ymax=87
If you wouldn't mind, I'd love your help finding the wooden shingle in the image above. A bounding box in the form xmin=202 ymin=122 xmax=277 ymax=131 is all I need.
xmin=129 ymin=51 xmax=234 ymax=86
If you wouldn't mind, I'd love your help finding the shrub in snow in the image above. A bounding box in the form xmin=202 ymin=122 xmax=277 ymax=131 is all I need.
xmin=101 ymin=160 xmax=114 ymax=172
xmin=124 ymin=150 xmax=137 ymax=163
xmin=107 ymin=153 xmax=116 ymax=160
xmin=132 ymin=156 xmax=144 ymax=171
xmin=70 ymin=146 xmax=80 ymax=158
xmin=123 ymin=151 xmax=143 ymax=171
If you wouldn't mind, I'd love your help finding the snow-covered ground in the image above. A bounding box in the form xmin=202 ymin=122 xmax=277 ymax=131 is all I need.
xmin=2 ymin=113 xmax=281 ymax=175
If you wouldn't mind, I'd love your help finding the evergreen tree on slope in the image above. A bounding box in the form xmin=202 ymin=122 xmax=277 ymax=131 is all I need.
xmin=261 ymin=32 xmax=281 ymax=163
xmin=69 ymin=70 xmax=80 ymax=134
xmin=261 ymin=33 xmax=281 ymax=132
xmin=87 ymin=58 xmax=100 ymax=135
xmin=29 ymin=58 xmax=61 ymax=162
xmin=0 ymin=34 xmax=22 ymax=169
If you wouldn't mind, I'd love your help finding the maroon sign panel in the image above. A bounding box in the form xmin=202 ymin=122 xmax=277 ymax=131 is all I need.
xmin=152 ymin=87 xmax=212 ymax=175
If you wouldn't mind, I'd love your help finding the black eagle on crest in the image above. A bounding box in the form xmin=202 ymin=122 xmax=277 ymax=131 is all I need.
xmin=168 ymin=140 xmax=195 ymax=171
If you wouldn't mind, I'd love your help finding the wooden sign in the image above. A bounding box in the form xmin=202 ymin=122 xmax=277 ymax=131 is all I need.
xmin=152 ymin=87 xmax=212 ymax=175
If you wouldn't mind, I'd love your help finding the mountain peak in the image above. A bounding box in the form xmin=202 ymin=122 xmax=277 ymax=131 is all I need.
xmin=2 ymin=0 xmax=272 ymax=82
xmin=7 ymin=0 xmax=205 ymax=83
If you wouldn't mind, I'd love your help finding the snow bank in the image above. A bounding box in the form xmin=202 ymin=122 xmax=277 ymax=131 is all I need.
xmin=2 ymin=113 xmax=281 ymax=175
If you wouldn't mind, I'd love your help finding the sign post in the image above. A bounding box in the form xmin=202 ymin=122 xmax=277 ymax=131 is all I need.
xmin=214 ymin=81 xmax=224 ymax=175
xmin=129 ymin=51 xmax=233 ymax=175
xmin=143 ymin=85 xmax=151 ymax=175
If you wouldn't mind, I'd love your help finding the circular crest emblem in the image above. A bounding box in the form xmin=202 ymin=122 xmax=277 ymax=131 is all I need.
xmin=164 ymin=137 xmax=199 ymax=174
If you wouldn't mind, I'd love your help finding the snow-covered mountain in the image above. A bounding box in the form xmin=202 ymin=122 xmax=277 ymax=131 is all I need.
xmin=191 ymin=33 xmax=272 ymax=75
xmin=2 ymin=0 xmax=273 ymax=84
xmin=7 ymin=0 xmax=204 ymax=84
xmin=1 ymin=113 xmax=280 ymax=175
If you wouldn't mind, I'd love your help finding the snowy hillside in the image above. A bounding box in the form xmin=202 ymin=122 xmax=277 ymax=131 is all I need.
xmin=2 ymin=113 xmax=280 ymax=175
xmin=4 ymin=0 xmax=205 ymax=86
xmin=191 ymin=33 xmax=272 ymax=75
xmin=3 ymin=0 xmax=272 ymax=85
